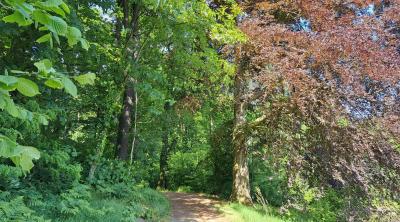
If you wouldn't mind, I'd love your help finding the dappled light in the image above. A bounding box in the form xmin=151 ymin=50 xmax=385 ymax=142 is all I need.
xmin=0 ymin=0 xmax=399 ymax=221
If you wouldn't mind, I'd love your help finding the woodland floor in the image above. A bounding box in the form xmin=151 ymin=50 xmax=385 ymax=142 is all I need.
xmin=165 ymin=192 xmax=234 ymax=222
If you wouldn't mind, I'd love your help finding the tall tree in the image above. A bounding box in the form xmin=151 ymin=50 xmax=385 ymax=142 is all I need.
xmin=158 ymin=102 xmax=172 ymax=188
xmin=231 ymin=53 xmax=252 ymax=204
xmin=234 ymin=0 xmax=400 ymax=213
xmin=115 ymin=1 xmax=140 ymax=160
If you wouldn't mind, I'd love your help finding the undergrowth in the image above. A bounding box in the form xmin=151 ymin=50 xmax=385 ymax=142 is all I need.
xmin=222 ymin=203 xmax=286 ymax=222
xmin=0 ymin=158 xmax=170 ymax=222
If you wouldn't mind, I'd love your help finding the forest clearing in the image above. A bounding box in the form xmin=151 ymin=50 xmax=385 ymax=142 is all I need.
xmin=0 ymin=0 xmax=399 ymax=221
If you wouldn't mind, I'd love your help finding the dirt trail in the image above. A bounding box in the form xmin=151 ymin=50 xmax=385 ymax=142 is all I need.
xmin=165 ymin=192 xmax=233 ymax=222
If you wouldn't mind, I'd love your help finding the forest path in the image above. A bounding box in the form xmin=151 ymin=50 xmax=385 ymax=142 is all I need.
xmin=165 ymin=192 xmax=233 ymax=222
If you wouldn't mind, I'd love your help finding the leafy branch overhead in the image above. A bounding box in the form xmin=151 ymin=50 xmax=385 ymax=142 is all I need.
xmin=0 ymin=0 xmax=95 ymax=172
xmin=3 ymin=0 xmax=89 ymax=49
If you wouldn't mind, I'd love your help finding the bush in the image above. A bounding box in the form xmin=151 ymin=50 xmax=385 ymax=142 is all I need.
xmin=0 ymin=164 xmax=22 ymax=190
xmin=168 ymin=150 xmax=212 ymax=193
xmin=57 ymin=184 xmax=96 ymax=218
xmin=60 ymin=187 xmax=170 ymax=222
xmin=29 ymin=146 xmax=82 ymax=193
xmin=90 ymin=159 xmax=138 ymax=188
xmin=250 ymin=158 xmax=287 ymax=207
xmin=127 ymin=187 xmax=170 ymax=221
xmin=307 ymin=189 xmax=344 ymax=222
xmin=0 ymin=193 xmax=47 ymax=222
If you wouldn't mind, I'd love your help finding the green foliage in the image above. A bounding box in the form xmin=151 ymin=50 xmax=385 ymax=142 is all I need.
xmin=73 ymin=73 xmax=96 ymax=86
xmin=168 ymin=150 xmax=213 ymax=192
xmin=0 ymin=193 xmax=47 ymax=222
xmin=1 ymin=0 xmax=395 ymax=221
xmin=304 ymin=189 xmax=345 ymax=222
xmin=0 ymin=135 xmax=40 ymax=172
xmin=2 ymin=0 xmax=86 ymax=48
xmin=0 ymin=165 xmax=22 ymax=190
xmin=127 ymin=187 xmax=170 ymax=221
xmin=30 ymin=146 xmax=82 ymax=193
xmin=250 ymin=158 xmax=287 ymax=207
xmin=370 ymin=198 xmax=400 ymax=222
xmin=61 ymin=188 xmax=170 ymax=222
xmin=337 ymin=117 xmax=350 ymax=128
xmin=0 ymin=0 xmax=94 ymax=172
xmin=222 ymin=203 xmax=286 ymax=222
xmin=90 ymin=159 xmax=137 ymax=188
xmin=16 ymin=78 xmax=40 ymax=97
xmin=57 ymin=184 xmax=96 ymax=217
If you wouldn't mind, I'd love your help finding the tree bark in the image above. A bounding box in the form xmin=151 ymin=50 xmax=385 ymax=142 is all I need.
xmin=117 ymin=79 xmax=136 ymax=160
xmin=158 ymin=127 xmax=169 ymax=189
xmin=116 ymin=2 xmax=140 ymax=160
xmin=231 ymin=56 xmax=252 ymax=205
xmin=129 ymin=90 xmax=138 ymax=164
xmin=158 ymin=102 xmax=172 ymax=189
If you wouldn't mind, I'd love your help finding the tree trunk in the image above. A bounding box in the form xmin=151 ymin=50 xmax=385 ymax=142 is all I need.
xmin=158 ymin=102 xmax=172 ymax=189
xmin=129 ymin=90 xmax=138 ymax=164
xmin=116 ymin=2 xmax=140 ymax=160
xmin=158 ymin=127 xmax=169 ymax=189
xmin=117 ymin=80 xmax=135 ymax=160
xmin=231 ymin=58 xmax=252 ymax=205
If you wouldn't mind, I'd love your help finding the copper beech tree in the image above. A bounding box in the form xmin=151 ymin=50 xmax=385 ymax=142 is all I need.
xmin=232 ymin=0 xmax=400 ymax=208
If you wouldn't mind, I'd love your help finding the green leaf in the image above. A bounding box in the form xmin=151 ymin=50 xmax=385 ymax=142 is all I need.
xmin=48 ymin=16 xmax=67 ymax=35
xmin=0 ymin=75 xmax=18 ymax=91
xmin=50 ymin=7 xmax=66 ymax=18
xmin=49 ymin=34 xmax=54 ymax=48
xmin=300 ymin=124 xmax=310 ymax=132
xmin=16 ymin=78 xmax=40 ymax=97
xmin=35 ymin=0 xmax=66 ymax=17
xmin=66 ymin=27 xmax=82 ymax=46
xmin=45 ymin=78 xmax=63 ymax=89
xmin=60 ymin=2 xmax=70 ymax=14
xmin=2 ymin=11 xmax=32 ymax=26
xmin=10 ymin=70 xmax=29 ymax=74
xmin=0 ymin=134 xmax=40 ymax=171
xmin=80 ymin=38 xmax=90 ymax=50
xmin=39 ymin=26 xmax=49 ymax=31
xmin=73 ymin=73 xmax=96 ymax=85
xmin=32 ymin=10 xmax=50 ymax=25
xmin=0 ymin=84 xmax=17 ymax=91
xmin=18 ymin=109 xmax=27 ymax=120
xmin=18 ymin=153 xmax=35 ymax=172
xmin=20 ymin=145 xmax=41 ymax=160
xmin=0 ymin=95 xmax=5 ymax=109
xmin=13 ymin=146 xmax=40 ymax=172
xmin=0 ymin=75 xmax=18 ymax=86
xmin=0 ymin=135 xmax=18 ymax=158
xmin=38 ymin=115 xmax=49 ymax=125
xmin=34 ymin=59 xmax=53 ymax=73
xmin=4 ymin=98 xmax=19 ymax=117
xmin=41 ymin=0 xmax=64 ymax=7
xmin=36 ymin=33 xmax=52 ymax=43
xmin=61 ymin=76 xmax=77 ymax=97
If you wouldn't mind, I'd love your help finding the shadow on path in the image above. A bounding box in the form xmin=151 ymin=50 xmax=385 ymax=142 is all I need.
xmin=165 ymin=192 xmax=232 ymax=222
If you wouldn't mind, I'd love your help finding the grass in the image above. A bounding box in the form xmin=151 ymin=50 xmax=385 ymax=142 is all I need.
xmin=222 ymin=203 xmax=287 ymax=222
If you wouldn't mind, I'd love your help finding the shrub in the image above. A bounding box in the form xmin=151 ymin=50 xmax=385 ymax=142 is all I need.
xmin=0 ymin=194 xmax=46 ymax=222
xmin=0 ymin=164 xmax=22 ymax=190
xmin=29 ymin=146 xmax=82 ymax=193
xmin=250 ymin=158 xmax=287 ymax=207
xmin=90 ymin=159 xmax=137 ymax=189
xmin=57 ymin=184 xmax=96 ymax=217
